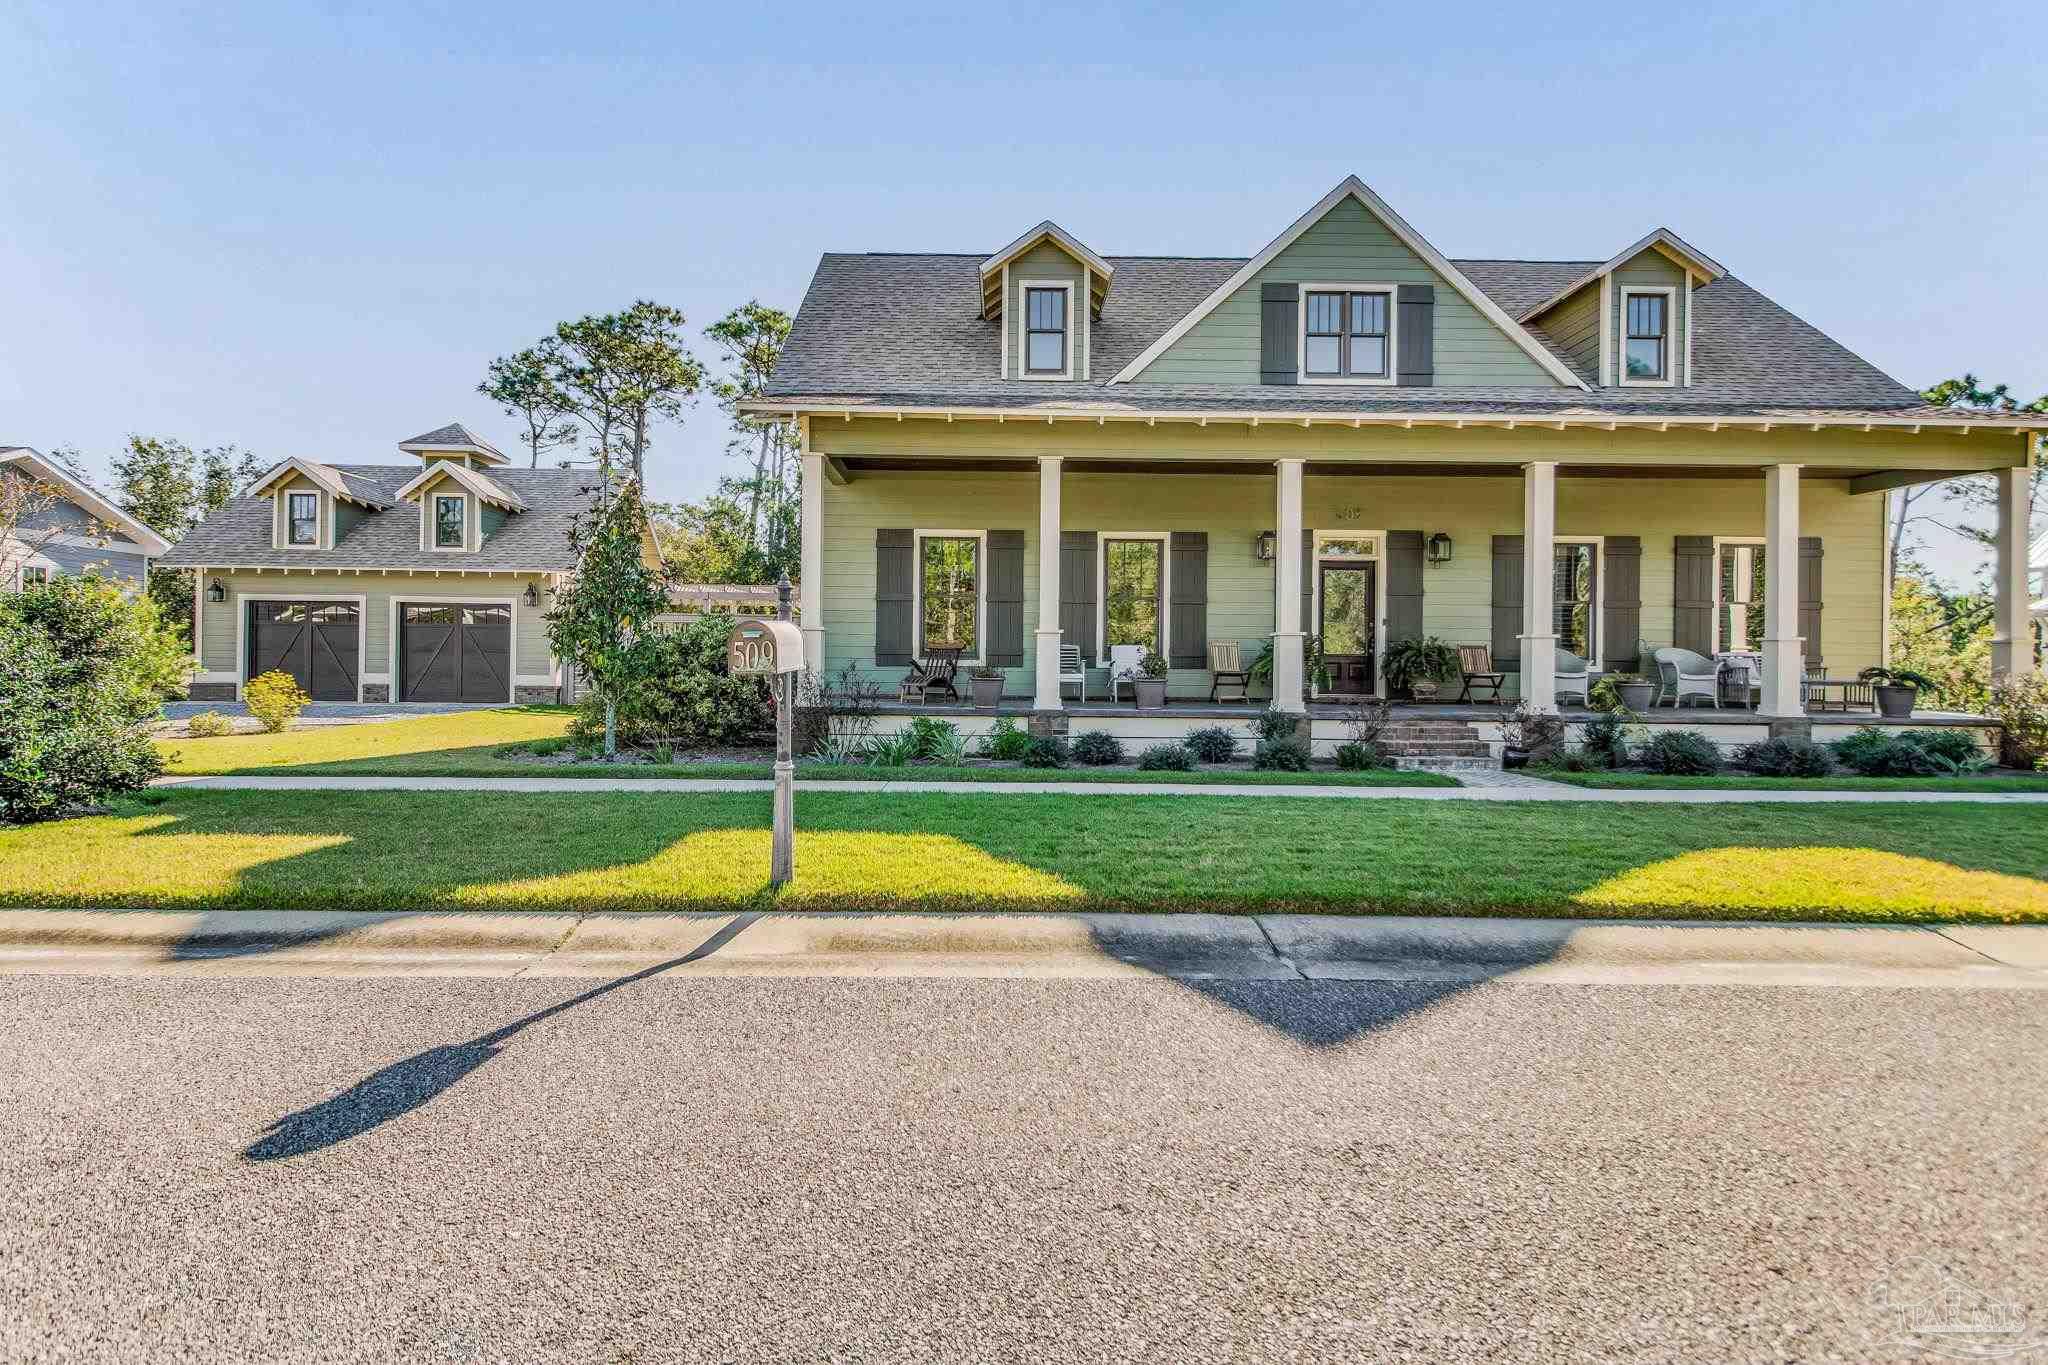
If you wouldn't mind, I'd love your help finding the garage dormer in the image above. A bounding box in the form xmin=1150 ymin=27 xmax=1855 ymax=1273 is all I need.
xmin=979 ymin=221 xmax=1113 ymax=381
xmin=247 ymin=456 xmax=393 ymax=551
xmin=397 ymin=421 xmax=512 ymax=470
xmin=396 ymin=459 xmax=528 ymax=554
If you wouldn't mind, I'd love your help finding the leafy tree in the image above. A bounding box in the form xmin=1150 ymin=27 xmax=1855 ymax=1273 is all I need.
xmin=1889 ymin=569 xmax=1993 ymax=712
xmin=705 ymin=302 xmax=799 ymax=567
xmin=545 ymin=302 xmax=704 ymax=484
xmin=545 ymin=477 xmax=672 ymax=757
xmin=478 ymin=347 xmax=579 ymax=469
xmin=112 ymin=436 xmax=199 ymax=537
xmin=652 ymin=479 xmax=798 ymax=585
xmin=200 ymin=444 xmax=265 ymax=512
xmin=1889 ymin=376 xmax=2048 ymax=587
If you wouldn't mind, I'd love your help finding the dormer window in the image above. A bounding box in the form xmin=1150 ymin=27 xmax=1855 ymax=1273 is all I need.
xmin=1623 ymin=289 xmax=1673 ymax=384
xmin=1302 ymin=287 xmax=1393 ymax=383
xmin=434 ymin=495 xmax=466 ymax=549
xmin=1024 ymin=286 xmax=1069 ymax=376
xmin=287 ymin=492 xmax=319 ymax=546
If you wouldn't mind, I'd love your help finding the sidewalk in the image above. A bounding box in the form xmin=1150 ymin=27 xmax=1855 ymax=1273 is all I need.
xmin=2 ymin=908 xmax=2043 ymax=988
xmin=152 ymin=773 xmax=2048 ymax=804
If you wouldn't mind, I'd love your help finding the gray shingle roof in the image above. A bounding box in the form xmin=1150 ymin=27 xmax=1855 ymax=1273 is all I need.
xmin=399 ymin=422 xmax=508 ymax=461
xmin=159 ymin=465 xmax=597 ymax=571
xmin=764 ymin=252 xmax=1924 ymax=415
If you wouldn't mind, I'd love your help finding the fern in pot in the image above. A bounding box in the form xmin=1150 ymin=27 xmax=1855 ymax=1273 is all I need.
xmin=1860 ymin=666 xmax=1936 ymax=720
xmin=1383 ymin=636 xmax=1459 ymax=701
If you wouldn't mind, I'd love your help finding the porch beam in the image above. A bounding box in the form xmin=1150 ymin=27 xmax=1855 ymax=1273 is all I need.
xmin=1760 ymin=464 xmax=1804 ymax=716
xmin=1518 ymin=462 xmax=1558 ymax=712
xmin=1272 ymin=458 xmax=1306 ymax=712
xmin=1848 ymin=469 xmax=1963 ymax=496
xmin=1991 ymin=463 xmax=2037 ymax=680
xmin=799 ymin=451 xmax=825 ymax=675
xmin=822 ymin=456 xmax=851 ymax=487
xmin=1033 ymin=457 xmax=1065 ymax=711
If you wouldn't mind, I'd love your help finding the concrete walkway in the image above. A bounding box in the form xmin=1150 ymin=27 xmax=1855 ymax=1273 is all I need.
xmin=1 ymin=908 xmax=2041 ymax=988
xmin=153 ymin=773 xmax=2048 ymax=804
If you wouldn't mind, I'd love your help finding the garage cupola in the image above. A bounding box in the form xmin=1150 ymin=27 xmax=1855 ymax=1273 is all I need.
xmin=396 ymin=422 xmax=512 ymax=469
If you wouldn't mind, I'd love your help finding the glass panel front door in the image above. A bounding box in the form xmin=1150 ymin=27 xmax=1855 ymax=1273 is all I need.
xmin=1318 ymin=563 xmax=1375 ymax=695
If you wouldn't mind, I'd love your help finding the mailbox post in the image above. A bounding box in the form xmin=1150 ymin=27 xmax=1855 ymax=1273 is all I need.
xmin=726 ymin=617 xmax=805 ymax=887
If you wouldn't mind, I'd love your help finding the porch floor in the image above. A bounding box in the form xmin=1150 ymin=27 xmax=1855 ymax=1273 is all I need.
xmin=873 ymin=699 xmax=1992 ymax=727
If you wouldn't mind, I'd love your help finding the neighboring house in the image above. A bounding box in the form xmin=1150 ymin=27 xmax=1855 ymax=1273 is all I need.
xmin=2031 ymin=528 xmax=2046 ymax=622
xmin=744 ymin=175 xmax=2042 ymax=735
xmin=160 ymin=423 xmax=604 ymax=703
xmin=0 ymin=447 xmax=170 ymax=590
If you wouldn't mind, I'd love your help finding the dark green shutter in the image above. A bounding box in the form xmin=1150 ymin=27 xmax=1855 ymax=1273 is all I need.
xmin=1673 ymin=536 xmax=1715 ymax=655
xmin=1260 ymin=282 xmax=1298 ymax=385
xmin=1396 ymin=285 xmax=1434 ymax=386
xmin=1601 ymin=536 xmax=1641 ymax=671
xmin=1168 ymin=532 xmax=1207 ymax=669
xmin=1385 ymin=530 xmax=1424 ymax=646
xmin=875 ymin=529 xmax=914 ymax=666
xmin=1300 ymin=531 xmax=1314 ymax=638
xmin=1799 ymin=537 xmax=1823 ymax=669
xmin=1059 ymin=531 xmax=1097 ymax=663
xmin=1490 ymin=534 xmax=1523 ymax=667
xmin=986 ymin=530 xmax=1024 ymax=668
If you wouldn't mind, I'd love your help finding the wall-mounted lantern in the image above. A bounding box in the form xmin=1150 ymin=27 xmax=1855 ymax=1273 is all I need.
xmin=1427 ymin=532 xmax=1454 ymax=565
xmin=206 ymin=577 xmax=226 ymax=603
xmin=524 ymin=582 xmax=541 ymax=608
xmin=1254 ymin=530 xmax=1276 ymax=562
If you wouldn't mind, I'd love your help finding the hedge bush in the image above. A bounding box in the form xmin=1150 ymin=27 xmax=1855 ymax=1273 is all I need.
xmin=1183 ymin=726 xmax=1241 ymax=764
xmin=1136 ymin=742 xmax=1195 ymax=771
xmin=1071 ymin=731 xmax=1125 ymax=765
xmin=244 ymin=671 xmax=310 ymax=733
xmin=1733 ymin=736 xmax=1835 ymax=777
xmin=1333 ymin=740 xmax=1382 ymax=771
xmin=982 ymin=717 xmax=1033 ymax=760
xmin=1636 ymin=729 xmax=1721 ymax=775
xmin=1022 ymin=735 xmax=1069 ymax=768
xmin=568 ymin=615 xmax=773 ymax=750
xmin=1253 ymin=736 xmax=1313 ymax=771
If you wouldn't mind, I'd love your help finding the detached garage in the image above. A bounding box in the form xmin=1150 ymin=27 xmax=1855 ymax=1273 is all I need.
xmin=247 ymin=599 xmax=362 ymax=701
xmin=399 ymin=603 xmax=513 ymax=702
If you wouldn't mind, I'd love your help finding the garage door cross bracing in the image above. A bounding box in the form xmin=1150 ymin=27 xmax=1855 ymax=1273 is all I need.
xmin=401 ymin=604 xmax=512 ymax=702
xmin=247 ymin=601 xmax=360 ymax=701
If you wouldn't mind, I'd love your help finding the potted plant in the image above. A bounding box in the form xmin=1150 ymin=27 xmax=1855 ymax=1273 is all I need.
xmin=1134 ymin=651 xmax=1169 ymax=708
xmin=1860 ymin=666 xmax=1936 ymax=720
xmin=1498 ymin=699 xmax=1565 ymax=770
xmin=1594 ymin=672 xmax=1654 ymax=713
xmin=969 ymin=666 xmax=1003 ymax=708
xmin=1384 ymin=636 xmax=1459 ymax=701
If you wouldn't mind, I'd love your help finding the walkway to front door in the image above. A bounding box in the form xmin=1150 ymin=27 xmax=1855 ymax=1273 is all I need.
xmin=1318 ymin=560 xmax=1375 ymax=695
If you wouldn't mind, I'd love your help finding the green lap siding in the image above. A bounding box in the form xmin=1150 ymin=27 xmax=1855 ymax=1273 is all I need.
xmin=1007 ymin=242 xmax=1089 ymax=381
xmin=1611 ymin=248 xmax=1688 ymax=387
xmin=1538 ymin=280 xmax=1602 ymax=382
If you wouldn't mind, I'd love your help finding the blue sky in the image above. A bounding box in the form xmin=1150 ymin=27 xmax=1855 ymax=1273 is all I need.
xmin=4 ymin=0 xmax=2042 ymax=585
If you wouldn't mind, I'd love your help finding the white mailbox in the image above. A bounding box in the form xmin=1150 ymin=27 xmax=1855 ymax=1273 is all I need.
xmin=726 ymin=618 xmax=804 ymax=676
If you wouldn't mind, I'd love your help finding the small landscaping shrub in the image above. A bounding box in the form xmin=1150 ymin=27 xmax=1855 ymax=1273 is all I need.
xmin=906 ymin=716 xmax=959 ymax=760
xmin=981 ymin=716 xmax=1032 ymax=761
xmin=651 ymin=743 xmax=675 ymax=765
xmin=569 ymin=614 xmax=773 ymax=751
xmin=809 ymin=734 xmax=864 ymax=765
xmin=1333 ymin=740 xmax=1382 ymax=770
xmin=925 ymin=727 xmax=971 ymax=765
xmin=1829 ymin=726 xmax=1945 ymax=777
xmin=867 ymin=730 xmax=922 ymax=768
xmin=1183 ymin=725 xmax=1241 ymax=764
xmin=1545 ymin=748 xmax=1603 ymax=773
xmin=1253 ymin=736 xmax=1313 ymax=771
xmin=1071 ymin=731 xmax=1125 ymax=766
xmin=1578 ymin=709 xmax=1632 ymax=768
xmin=244 ymin=670 xmax=311 ymax=734
xmin=1734 ymin=736 xmax=1835 ymax=777
xmin=1908 ymin=727 xmax=1982 ymax=766
xmin=185 ymin=710 xmax=234 ymax=738
xmin=1636 ymin=729 xmax=1721 ymax=776
xmin=1500 ymin=700 xmax=1566 ymax=763
xmin=1252 ymin=708 xmax=1302 ymax=745
xmin=1987 ymin=674 xmax=2048 ymax=769
xmin=1022 ymin=735 xmax=1069 ymax=769
xmin=526 ymin=736 xmax=568 ymax=756
xmin=1136 ymin=742 xmax=1195 ymax=772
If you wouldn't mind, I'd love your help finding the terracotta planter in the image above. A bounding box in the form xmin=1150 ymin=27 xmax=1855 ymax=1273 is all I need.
xmin=1617 ymin=682 xmax=1654 ymax=713
xmin=1874 ymin=684 xmax=1916 ymax=720
xmin=971 ymin=675 xmax=1003 ymax=707
xmin=1134 ymin=678 xmax=1168 ymax=708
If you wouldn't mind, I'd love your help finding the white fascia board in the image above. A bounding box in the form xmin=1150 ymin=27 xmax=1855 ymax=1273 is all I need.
xmin=0 ymin=449 xmax=173 ymax=554
xmin=1517 ymin=228 xmax=1730 ymax=323
xmin=979 ymin=221 xmax=1114 ymax=288
xmin=395 ymin=459 xmax=526 ymax=511
xmin=1108 ymin=176 xmax=1589 ymax=391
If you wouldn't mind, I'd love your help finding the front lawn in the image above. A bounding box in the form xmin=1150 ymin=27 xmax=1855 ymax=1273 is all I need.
xmin=1535 ymin=769 xmax=2048 ymax=793
xmin=4 ymin=790 xmax=2043 ymax=922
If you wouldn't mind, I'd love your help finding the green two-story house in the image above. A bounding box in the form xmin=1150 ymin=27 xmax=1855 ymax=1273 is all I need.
xmin=745 ymin=176 xmax=2038 ymax=753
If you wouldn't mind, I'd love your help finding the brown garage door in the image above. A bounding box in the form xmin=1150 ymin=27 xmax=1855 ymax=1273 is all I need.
xmin=400 ymin=604 xmax=512 ymax=702
xmin=248 ymin=601 xmax=360 ymax=701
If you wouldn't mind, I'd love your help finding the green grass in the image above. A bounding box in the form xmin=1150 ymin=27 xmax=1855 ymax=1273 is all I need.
xmin=5 ymin=789 xmax=2044 ymax=922
xmin=1535 ymin=768 xmax=2048 ymax=793
xmin=155 ymin=708 xmax=1451 ymax=786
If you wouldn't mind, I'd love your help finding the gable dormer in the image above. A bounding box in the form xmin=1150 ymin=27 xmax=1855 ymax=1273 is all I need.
xmin=396 ymin=460 xmax=527 ymax=554
xmin=247 ymin=456 xmax=390 ymax=551
xmin=979 ymin=222 xmax=1112 ymax=382
xmin=1519 ymin=229 xmax=1725 ymax=389
xmin=397 ymin=422 xmax=511 ymax=470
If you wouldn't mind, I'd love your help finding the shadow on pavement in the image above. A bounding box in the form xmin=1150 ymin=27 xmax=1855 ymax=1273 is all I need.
xmin=243 ymin=912 xmax=760 ymax=1162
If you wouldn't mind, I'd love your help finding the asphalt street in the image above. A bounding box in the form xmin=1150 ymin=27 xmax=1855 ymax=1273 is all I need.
xmin=2 ymin=969 xmax=2042 ymax=1363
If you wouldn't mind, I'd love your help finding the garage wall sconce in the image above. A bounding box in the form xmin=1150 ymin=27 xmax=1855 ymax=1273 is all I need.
xmin=523 ymin=582 xmax=541 ymax=607
xmin=206 ymin=578 xmax=226 ymax=603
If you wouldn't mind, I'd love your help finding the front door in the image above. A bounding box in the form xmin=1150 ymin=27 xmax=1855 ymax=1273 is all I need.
xmin=1317 ymin=563 xmax=1376 ymax=695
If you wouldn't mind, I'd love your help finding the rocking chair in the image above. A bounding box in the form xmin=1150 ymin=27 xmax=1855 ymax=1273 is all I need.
xmin=898 ymin=644 xmax=963 ymax=703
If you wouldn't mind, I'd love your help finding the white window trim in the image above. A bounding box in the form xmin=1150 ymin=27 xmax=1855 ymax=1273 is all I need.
xmin=233 ymin=592 xmax=369 ymax=702
xmin=1308 ymin=530 xmax=1388 ymax=699
xmin=1552 ymin=535 xmax=1604 ymax=664
xmin=1711 ymin=536 xmax=1768 ymax=655
xmin=1016 ymin=279 xmax=1075 ymax=381
xmin=281 ymin=489 xmax=325 ymax=550
xmin=388 ymin=595 xmax=519 ymax=704
xmin=1296 ymin=282 xmax=1398 ymax=386
xmin=429 ymin=492 xmax=471 ymax=552
xmin=1095 ymin=531 xmax=1172 ymax=668
xmin=1618 ymin=286 xmax=1678 ymax=388
xmin=913 ymin=529 xmax=988 ymax=665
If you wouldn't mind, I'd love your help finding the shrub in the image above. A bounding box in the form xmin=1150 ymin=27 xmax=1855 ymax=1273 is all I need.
xmin=1579 ymin=709 xmax=1632 ymax=767
xmin=244 ymin=671 xmax=311 ymax=733
xmin=1071 ymin=731 xmax=1125 ymax=765
xmin=1734 ymin=736 xmax=1835 ymax=777
xmin=1830 ymin=727 xmax=1944 ymax=777
xmin=1500 ymin=700 xmax=1566 ymax=763
xmin=1987 ymin=675 xmax=2048 ymax=770
xmin=526 ymin=737 xmax=567 ymax=756
xmin=1636 ymin=729 xmax=1721 ymax=775
xmin=1136 ymin=742 xmax=1195 ymax=771
xmin=906 ymin=716 xmax=959 ymax=760
xmin=0 ymin=575 xmax=174 ymax=822
xmin=1546 ymin=747 xmax=1603 ymax=773
xmin=1908 ymin=727 xmax=1982 ymax=766
xmin=1253 ymin=736 xmax=1313 ymax=771
xmin=1183 ymin=726 xmax=1241 ymax=764
xmin=569 ymin=615 xmax=773 ymax=751
xmin=1252 ymin=708 xmax=1302 ymax=745
xmin=867 ymin=730 xmax=922 ymax=767
xmin=1333 ymin=740 xmax=1382 ymax=770
xmin=982 ymin=716 xmax=1033 ymax=760
xmin=186 ymin=710 xmax=234 ymax=738
xmin=1022 ymin=735 xmax=1068 ymax=768
xmin=924 ymin=727 xmax=970 ymax=765
xmin=1137 ymin=651 xmax=1168 ymax=680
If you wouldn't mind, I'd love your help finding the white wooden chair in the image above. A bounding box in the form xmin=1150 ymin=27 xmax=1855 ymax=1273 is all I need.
xmin=1058 ymin=644 xmax=1088 ymax=701
xmin=1108 ymin=644 xmax=1143 ymax=703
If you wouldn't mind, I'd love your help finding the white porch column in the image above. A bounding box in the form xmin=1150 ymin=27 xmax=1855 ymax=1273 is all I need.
xmin=798 ymin=449 xmax=824 ymax=676
xmin=1272 ymin=458 xmax=1306 ymax=712
xmin=1760 ymin=463 xmax=1804 ymax=716
xmin=1991 ymin=462 xmax=2037 ymax=680
xmin=1518 ymin=461 xmax=1558 ymax=712
xmin=1033 ymin=456 xmax=1065 ymax=710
